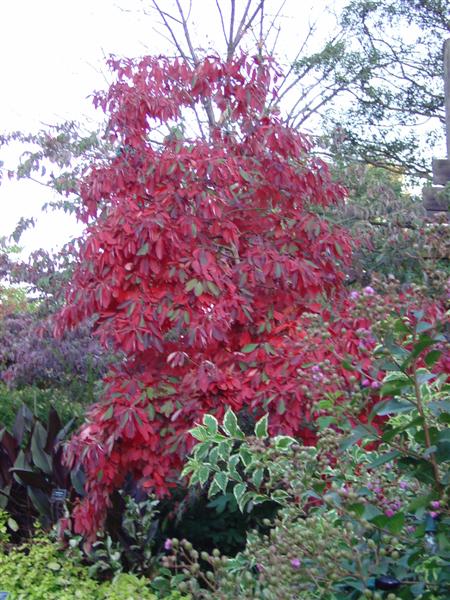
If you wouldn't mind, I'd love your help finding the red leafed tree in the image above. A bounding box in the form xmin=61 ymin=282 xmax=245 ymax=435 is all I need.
xmin=58 ymin=53 xmax=354 ymax=538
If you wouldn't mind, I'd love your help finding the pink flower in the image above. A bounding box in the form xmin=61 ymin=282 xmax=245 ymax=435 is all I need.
xmin=363 ymin=286 xmax=375 ymax=295
xmin=164 ymin=538 xmax=173 ymax=551
xmin=370 ymin=381 xmax=380 ymax=389
xmin=384 ymin=509 xmax=395 ymax=517
xmin=430 ymin=501 xmax=440 ymax=510
xmin=362 ymin=379 xmax=370 ymax=387
xmin=291 ymin=558 xmax=301 ymax=568
xmin=429 ymin=511 xmax=439 ymax=519
xmin=350 ymin=291 xmax=360 ymax=300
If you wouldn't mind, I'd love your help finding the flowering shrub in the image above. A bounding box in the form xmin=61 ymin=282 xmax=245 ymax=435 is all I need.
xmin=163 ymin=312 xmax=449 ymax=599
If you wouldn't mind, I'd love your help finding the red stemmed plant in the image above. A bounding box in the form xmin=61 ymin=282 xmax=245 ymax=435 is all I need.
xmin=57 ymin=53 xmax=355 ymax=538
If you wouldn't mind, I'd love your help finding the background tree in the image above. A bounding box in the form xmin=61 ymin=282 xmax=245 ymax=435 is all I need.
xmin=310 ymin=0 xmax=450 ymax=178
xmin=146 ymin=0 xmax=450 ymax=178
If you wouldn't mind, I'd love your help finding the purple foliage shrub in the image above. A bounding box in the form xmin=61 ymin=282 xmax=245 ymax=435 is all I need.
xmin=0 ymin=312 xmax=111 ymax=390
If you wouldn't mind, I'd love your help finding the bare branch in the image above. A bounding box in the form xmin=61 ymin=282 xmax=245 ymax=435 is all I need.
xmin=260 ymin=0 xmax=286 ymax=54
xmin=150 ymin=0 xmax=189 ymax=60
xmin=215 ymin=0 xmax=229 ymax=48
xmin=228 ymin=0 xmax=236 ymax=60
xmin=191 ymin=104 xmax=207 ymax=141
xmin=228 ymin=0 xmax=264 ymax=58
xmin=258 ymin=0 xmax=264 ymax=55
xmin=175 ymin=0 xmax=198 ymax=63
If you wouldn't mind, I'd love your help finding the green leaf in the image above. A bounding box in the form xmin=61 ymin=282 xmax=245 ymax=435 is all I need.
xmin=407 ymin=493 xmax=433 ymax=513
xmin=209 ymin=447 xmax=219 ymax=467
xmin=206 ymin=281 xmax=220 ymax=297
xmin=185 ymin=278 xmax=198 ymax=292
xmin=367 ymin=450 xmax=400 ymax=468
xmin=239 ymin=167 xmax=253 ymax=183
xmin=238 ymin=491 xmax=254 ymax=512
xmin=415 ymin=321 xmax=433 ymax=334
xmin=222 ymin=409 xmax=243 ymax=438
xmin=7 ymin=517 xmax=19 ymax=532
xmin=147 ymin=403 xmax=155 ymax=420
xmin=241 ymin=343 xmax=258 ymax=353
xmin=249 ymin=494 xmax=269 ymax=506
xmin=190 ymin=425 xmax=209 ymax=441
xmin=161 ymin=400 xmax=174 ymax=417
xmin=424 ymin=349 xmax=442 ymax=367
xmin=180 ymin=463 xmax=195 ymax=478
xmin=436 ymin=429 xmax=450 ymax=463
xmin=374 ymin=398 xmax=414 ymax=416
xmin=380 ymin=380 xmax=411 ymax=398
xmin=401 ymin=335 xmax=437 ymax=368
xmin=347 ymin=503 xmax=365 ymax=517
xmin=217 ymin=440 xmax=231 ymax=461
xmin=194 ymin=281 xmax=204 ymax=297
xmin=252 ymin=468 xmax=264 ymax=488
xmin=385 ymin=512 xmax=405 ymax=535
xmin=203 ymin=414 xmax=218 ymax=435
xmin=363 ymin=503 xmax=383 ymax=521
xmin=274 ymin=435 xmax=295 ymax=451
xmin=255 ymin=414 xmax=268 ymax=439
xmin=393 ymin=319 xmax=411 ymax=335
xmin=213 ymin=471 xmax=228 ymax=493
xmin=239 ymin=446 xmax=253 ymax=467
xmin=271 ymin=489 xmax=289 ymax=504
xmin=341 ymin=360 xmax=355 ymax=371
xmin=193 ymin=442 xmax=210 ymax=461
xmin=277 ymin=399 xmax=286 ymax=415
xmin=30 ymin=422 xmax=52 ymax=475
xmin=228 ymin=454 xmax=243 ymax=481
xmin=208 ymin=479 xmax=221 ymax=498
xmin=198 ymin=465 xmax=210 ymax=486
xmin=340 ymin=424 xmax=377 ymax=451
xmin=233 ymin=483 xmax=246 ymax=507
xmin=383 ymin=371 xmax=410 ymax=383
xmin=136 ymin=242 xmax=149 ymax=256
xmin=317 ymin=416 xmax=336 ymax=429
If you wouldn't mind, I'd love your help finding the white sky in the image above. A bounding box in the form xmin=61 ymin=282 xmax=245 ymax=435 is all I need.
xmin=0 ymin=0 xmax=340 ymax=255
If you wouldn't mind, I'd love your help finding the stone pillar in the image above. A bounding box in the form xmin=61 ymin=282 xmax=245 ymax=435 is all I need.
xmin=423 ymin=38 xmax=450 ymax=217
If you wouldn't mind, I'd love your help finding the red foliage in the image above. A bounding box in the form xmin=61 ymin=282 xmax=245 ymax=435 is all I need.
xmin=58 ymin=53 xmax=359 ymax=538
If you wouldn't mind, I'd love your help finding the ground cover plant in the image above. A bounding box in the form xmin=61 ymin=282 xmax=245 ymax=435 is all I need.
xmin=0 ymin=512 xmax=189 ymax=600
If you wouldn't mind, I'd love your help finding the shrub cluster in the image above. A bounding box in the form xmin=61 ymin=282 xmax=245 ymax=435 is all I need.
xmin=0 ymin=516 xmax=188 ymax=600
xmin=159 ymin=313 xmax=449 ymax=599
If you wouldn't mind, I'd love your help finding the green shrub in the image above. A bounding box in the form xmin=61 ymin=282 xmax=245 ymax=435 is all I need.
xmin=163 ymin=314 xmax=449 ymax=599
xmin=0 ymin=514 xmax=189 ymax=600
xmin=0 ymin=531 xmax=100 ymax=599
xmin=0 ymin=383 xmax=86 ymax=429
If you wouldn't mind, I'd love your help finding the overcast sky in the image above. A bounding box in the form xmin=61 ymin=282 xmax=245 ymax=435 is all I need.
xmin=0 ymin=0 xmax=340 ymax=255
